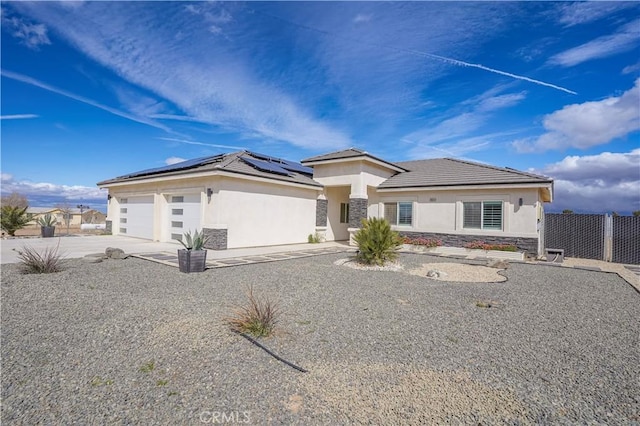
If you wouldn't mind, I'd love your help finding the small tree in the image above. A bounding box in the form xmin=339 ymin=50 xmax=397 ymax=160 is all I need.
xmin=0 ymin=205 xmax=30 ymax=236
xmin=353 ymin=217 xmax=403 ymax=266
xmin=562 ymin=209 xmax=573 ymax=214
xmin=633 ymin=210 xmax=640 ymax=217
xmin=0 ymin=192 xmax=28 ymax=209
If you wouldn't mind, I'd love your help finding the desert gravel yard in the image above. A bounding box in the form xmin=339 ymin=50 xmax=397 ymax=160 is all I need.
xmin=2 ymin=253 xmax=639 ymax=424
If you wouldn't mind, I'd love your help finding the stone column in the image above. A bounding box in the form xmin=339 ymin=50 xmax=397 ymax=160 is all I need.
xmin=348 ymin=197 xmax=368 ymax=228
xmin=203 ymin=225 xmax=228 ymax=250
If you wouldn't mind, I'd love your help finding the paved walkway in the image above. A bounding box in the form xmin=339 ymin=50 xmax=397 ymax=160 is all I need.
xmin=133 ymin=245 xmax=354 ymax=269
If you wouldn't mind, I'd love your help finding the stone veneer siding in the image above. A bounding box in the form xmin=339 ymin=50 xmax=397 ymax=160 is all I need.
xmin=203 ymin=228 xmax=228 ymax=250
xmin=399 ymin=231 xmax=539 ymax=256
xmin=105 ymin=220 xmax=112 ymax=235
xmin=316 ymin=199 xmax=328 ymax=227
xmin=349 ymin=198 xmax=368 ymax=228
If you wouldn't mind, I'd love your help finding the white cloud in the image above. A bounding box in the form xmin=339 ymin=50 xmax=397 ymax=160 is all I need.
xmin=10 ymin=2 xmax=352 ymax=150
xmin=0 ymin=114 xmax=38 ymax=120
xmin=622 ymin=62 xmax=640 ymax=75
xmin=165 ymin=157 xmax=186 ymax=165
xmin=538 ymin=150 xmax=640 ymax=213
xmin=0 ymin=174 xmax=106 ymax=201
xmin=1 ymin=69 xmax=173 ymax=133
xmin=557 ymin=2 xmax=638 ymax=27
xmin=1 ymin=10 xmax=51 ymax=49
xmin=514 ymin=79 xmax=640 ymax=153
xmin=353 ymin=14 xmax=372 ymax=23
xmin=548 ymin=19 xmax=640 ymax=67
xmin=405 ymin=86 xmax=527 ymax=158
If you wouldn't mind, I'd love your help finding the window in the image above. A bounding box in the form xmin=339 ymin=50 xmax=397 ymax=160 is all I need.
xmin=171 ymin=196 xmax=184 ymax=203
xmin=120 ymin=198 xmax=128 ymax=204
xmin=172 ymin=209 xmax=183 ymax=215
xmin=120 ymin=208 xmax=127 ymax=214
xmin=171 ymin=221 xmax=183 ymax=228
xmin=463 ymin=201 xmax=503 ymax=230
xmin=171 ymin=233 xmax=182 ymax=241
xmin=340 ymin=203 xmax=349 ymax=224
xmin=384 ymin=202 xmax=412 ymax=226
xmin=120 ymin=218 xmax=127 ymax=224
xmin=119 ymin=227 xmax=127 ymax=234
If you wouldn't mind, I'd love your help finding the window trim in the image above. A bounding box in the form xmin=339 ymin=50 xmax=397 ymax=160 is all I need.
xmin=339 ymin=203 xmax=349 ymax=224
xmin=384 ymin=201 xmax=413 ymax=226
xmin=462 ymin=200 xmax=504 ymax=231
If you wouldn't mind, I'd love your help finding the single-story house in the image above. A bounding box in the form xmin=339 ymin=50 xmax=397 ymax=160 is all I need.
xmin=27 ymin=207 xmax=106 ymax=227
xmin=97 ymin=149 xmax=553 ymax=255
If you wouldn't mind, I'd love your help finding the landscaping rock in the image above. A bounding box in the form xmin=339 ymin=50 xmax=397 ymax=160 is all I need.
xmin=487 ymin=259 xmax=509 ymax=269
xmin=104 ymin=247 xmax=128 ymax=259
xmin=426 ymin=269 xmax=448 ymax=278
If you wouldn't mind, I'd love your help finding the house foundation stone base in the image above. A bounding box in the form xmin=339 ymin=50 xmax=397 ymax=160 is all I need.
xmin=398 ymin=231 xmax=539 ymax=256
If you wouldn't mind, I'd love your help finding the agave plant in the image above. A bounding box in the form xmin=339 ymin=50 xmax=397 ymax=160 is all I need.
xmin=36 ymin=213 xmax=56 ymax=227
xmin=175 ymin=229 xmax=208 ymax=250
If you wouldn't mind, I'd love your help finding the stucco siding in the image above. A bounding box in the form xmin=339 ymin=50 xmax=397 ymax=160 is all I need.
xmin=370 ymin=187 xmax=541 ymax=238
xmin=210 ymin=177 xmax=318 ymax=248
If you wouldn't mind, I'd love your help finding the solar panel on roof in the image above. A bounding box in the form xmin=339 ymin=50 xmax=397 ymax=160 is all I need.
xmin=118 ymin=154 xmax=224 ymax=179
xmin=242 ymin=157 xmax=291 ymax=176
xmin=280 ymin=160 xmax=313 ymax=175
xmin=247 ymin=151 xmax=313 ymax=175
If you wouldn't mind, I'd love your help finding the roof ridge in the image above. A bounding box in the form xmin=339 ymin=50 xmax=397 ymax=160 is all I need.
xmin=443 ymin=157 xmax=552 ymax=181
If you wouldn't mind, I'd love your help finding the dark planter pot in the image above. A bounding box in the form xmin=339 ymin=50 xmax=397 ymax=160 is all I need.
xmin=177 ymin=249 xmax=207 ymax=273
xmin=41 ymin=226 xmax=55 ymax=238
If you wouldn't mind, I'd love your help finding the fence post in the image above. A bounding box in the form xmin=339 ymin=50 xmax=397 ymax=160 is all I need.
xmin=604 ymin=214 xmax=613 ymax=262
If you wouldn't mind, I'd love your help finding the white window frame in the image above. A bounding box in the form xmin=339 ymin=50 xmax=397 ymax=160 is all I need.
xmin=384 ymin=201 xmax=413 ymax=226
xmin=463 ymin=200 xmax=504 ymax=230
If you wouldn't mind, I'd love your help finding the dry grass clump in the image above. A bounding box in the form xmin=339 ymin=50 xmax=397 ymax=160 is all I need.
xmin=224 ymin=286 xmax=281 ymax=337
xmin=16 ymin=242 xmax=66 ymax=274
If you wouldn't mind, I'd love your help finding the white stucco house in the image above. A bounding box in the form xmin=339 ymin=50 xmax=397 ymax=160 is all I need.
xmin=97 ymin=149 xmax=553 ymax=255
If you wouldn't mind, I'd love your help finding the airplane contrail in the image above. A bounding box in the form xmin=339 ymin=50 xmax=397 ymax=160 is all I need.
xmin=252 ymin=7 xmax=577 ymax=95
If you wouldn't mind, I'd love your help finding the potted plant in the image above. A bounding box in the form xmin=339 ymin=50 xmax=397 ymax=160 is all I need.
xmin=36 ymin=213 xmax=56 ymax=238
xmin=175 ymin=229 xmax=209 ymax=273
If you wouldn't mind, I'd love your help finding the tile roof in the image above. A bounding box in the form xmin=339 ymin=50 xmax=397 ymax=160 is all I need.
xmin=379 ymin=158 xmax=553 ymax=189
xmin=301 ymin=148 xmax=408 ymax=172
xmin=97 ymin=151 xmax=322 ymax=188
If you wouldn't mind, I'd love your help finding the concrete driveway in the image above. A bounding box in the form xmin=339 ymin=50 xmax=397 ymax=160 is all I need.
xmin=0 ymin=235 xmax=181 ymax=264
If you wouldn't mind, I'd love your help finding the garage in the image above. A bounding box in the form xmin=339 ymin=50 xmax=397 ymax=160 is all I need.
xmin=119 ymin=195 xmax=154 ymax=239
xmin=167 ymin=193 xmax=202 ymax=241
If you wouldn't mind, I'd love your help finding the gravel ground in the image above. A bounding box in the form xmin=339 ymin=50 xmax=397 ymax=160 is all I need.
xmin=2 ymin=253 xmax=639 ymax=424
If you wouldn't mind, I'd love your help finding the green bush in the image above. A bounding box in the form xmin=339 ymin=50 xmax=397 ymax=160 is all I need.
xmin=1 ymin=205 xmax=30 ymax=236
xmin=353 ymin=217 xmax=402 ymax=266
xmin=307 ymin=233 xmax=321 ymax=243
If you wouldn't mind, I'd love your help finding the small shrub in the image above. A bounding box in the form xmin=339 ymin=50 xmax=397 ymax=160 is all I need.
xmin=139 ymin=361 xmax=155 ymax=373
xmin=307 ymin=233 xmax=321 ymax=243
xmin=0 ymin=205 xmax=30 ymax=236
xmin=353 ymin=217 xmax=402 ymax=266
xmin=225 ymin=285 xmax=280 ymax=338
xmin=16 ymin=242 xmax=65 ymax=274
xmin=402 ymin=236 xmax=443 ymax=248
xmin=464 ymin=241 xmax=517 ymax=252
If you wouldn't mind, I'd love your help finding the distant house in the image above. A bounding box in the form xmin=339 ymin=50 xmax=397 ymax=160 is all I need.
xmin=27 ymin=207 xmax=106 ymax=227
xmin=97 ymin=149 xmax=553 ymax=255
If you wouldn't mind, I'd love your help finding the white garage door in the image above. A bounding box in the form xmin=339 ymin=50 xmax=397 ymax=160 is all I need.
xmin=168 ymin=194 xmax=202 ymax=241
xmin=119 ymin=195 xmax=154 ymax=239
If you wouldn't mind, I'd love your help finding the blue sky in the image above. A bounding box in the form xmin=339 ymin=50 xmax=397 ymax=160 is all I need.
xmin=1 ymin=1 xmax=639 ymax=214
